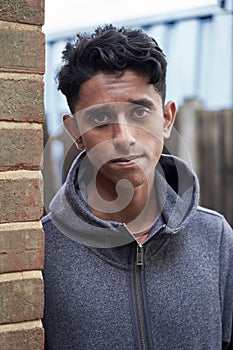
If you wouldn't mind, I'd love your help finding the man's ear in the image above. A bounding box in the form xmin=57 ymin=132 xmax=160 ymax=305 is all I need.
xmin=163 ymin=101 xmax=176 ymax=139
xmin=63 ymin=114 xmax=85 ymax=150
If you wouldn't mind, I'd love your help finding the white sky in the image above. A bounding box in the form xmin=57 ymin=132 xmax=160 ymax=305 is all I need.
xmin=43 ymin=0 xmax=217 ymax=36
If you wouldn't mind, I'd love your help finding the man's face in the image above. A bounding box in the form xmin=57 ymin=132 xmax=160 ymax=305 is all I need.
xmin=65 ymin=70 xmax=176 ymax=189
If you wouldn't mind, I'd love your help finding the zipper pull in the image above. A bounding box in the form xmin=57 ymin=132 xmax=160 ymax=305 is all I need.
xmin=136 ymin=244 xmax=144 ymax=266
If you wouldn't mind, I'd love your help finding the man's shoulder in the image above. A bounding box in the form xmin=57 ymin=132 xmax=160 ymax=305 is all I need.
xmin=41 ymin=213 xmax=52 ymax=226
xmin=197 ymin=205 xmax=224 ymax=218
xmin=41 ymin=213 xmax=58 ymax=235
xmin=196 ymin=205 xmax=232 ymax=240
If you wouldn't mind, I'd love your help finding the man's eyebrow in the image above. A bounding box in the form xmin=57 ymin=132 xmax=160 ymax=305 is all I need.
xmin=128 ymin=99 xmax=155 ymax=108
xmin=81 ymin=99 xmax=155 ymax=117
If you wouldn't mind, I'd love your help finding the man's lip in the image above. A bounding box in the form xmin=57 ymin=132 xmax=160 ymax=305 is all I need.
xmin=110 ymin=155 xmax=141 ymax=163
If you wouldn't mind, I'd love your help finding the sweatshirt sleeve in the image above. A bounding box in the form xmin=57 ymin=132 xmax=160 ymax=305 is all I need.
xmin=220 ymin=218 xmax=233 ymax=349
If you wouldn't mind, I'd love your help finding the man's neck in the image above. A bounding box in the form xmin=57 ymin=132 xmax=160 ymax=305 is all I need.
xmin=87 ymin=176 xmax=160 ymax=235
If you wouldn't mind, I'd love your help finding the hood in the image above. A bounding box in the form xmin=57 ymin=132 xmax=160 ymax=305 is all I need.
xmin=48 ymin=151 xmax=199 ymax=248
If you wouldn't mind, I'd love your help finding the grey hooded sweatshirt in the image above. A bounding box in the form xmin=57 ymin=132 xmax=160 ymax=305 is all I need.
xmin=42 ymin=152 xmax=233 ymax=350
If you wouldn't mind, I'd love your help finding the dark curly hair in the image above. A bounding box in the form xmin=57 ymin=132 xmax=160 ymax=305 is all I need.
xmin=57 ymin=24 xmax=167 ymax=113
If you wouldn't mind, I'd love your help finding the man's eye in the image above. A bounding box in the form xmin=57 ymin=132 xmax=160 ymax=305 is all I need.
xmin=131 ymin=108 xmax=150 ymax=119
xmin=90 ymin=112 xmax=113 ymax=126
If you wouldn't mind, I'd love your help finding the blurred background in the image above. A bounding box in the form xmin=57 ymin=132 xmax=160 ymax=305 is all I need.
xmin=42 ymin=0 xmax=233 ymax=225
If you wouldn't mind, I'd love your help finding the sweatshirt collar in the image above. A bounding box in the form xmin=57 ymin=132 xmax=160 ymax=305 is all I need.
xmin=49 ymin=151 xmax=199 ymax=248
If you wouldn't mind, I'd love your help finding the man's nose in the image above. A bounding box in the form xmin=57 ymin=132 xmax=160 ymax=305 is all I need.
xmin=112 ymin=120 xmax=136 ymax=150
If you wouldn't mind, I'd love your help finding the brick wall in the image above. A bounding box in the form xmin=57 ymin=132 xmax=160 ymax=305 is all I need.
xmin=0 ymin=1 xmax=45 ymax=349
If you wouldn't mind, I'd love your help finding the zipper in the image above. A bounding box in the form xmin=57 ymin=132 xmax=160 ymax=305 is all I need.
xmin=130 ymin=224 xmax=167 ymax=349
xmin=136 ymin=243 xmax=144 ymax=266
xmin=135 ymin=244 xmax=147 ymax=350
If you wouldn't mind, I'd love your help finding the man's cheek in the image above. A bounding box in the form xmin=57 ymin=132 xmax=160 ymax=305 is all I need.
xmin=85 ymin=140 xmax=114 ymax=166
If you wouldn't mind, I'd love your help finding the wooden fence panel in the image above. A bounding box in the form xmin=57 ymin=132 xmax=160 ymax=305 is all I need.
xmin=196 ymin=109 xmax=233 ymax=225
xmin=172 ymin=100 xmax=233 ymax=226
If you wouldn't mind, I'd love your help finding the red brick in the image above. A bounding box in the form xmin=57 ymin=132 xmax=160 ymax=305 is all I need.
xmin=0 ymin=321 xmax=44 ymax=350
xmin=0 ymin=79 xmax=44 ymax=123
xmin=0 ymin=222 xmax=44 ymax=273
xmin=0 ymin=271 xmax=44 ymax=324
xmin=0 ymin=124 xmax=43 ymax=170
xmin=0 ymin=0 xmax=44 ymax=25
xmin=0 ymin=171 xmax=43 ymax=223
xmin=0 ymin=29 xmax=45 ymax=74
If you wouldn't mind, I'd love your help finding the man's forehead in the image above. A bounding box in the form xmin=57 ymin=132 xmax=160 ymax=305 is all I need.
xmin=74 ymin=70 xmax=162 ymax=111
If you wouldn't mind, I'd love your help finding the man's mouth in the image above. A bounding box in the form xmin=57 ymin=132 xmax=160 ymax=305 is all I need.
xmin=110 ymin=155 xmax=141 ymax=164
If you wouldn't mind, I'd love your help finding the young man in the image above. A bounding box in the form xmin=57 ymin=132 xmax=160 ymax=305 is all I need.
xmin=42 ymin=25 xmax=233 ymax=349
